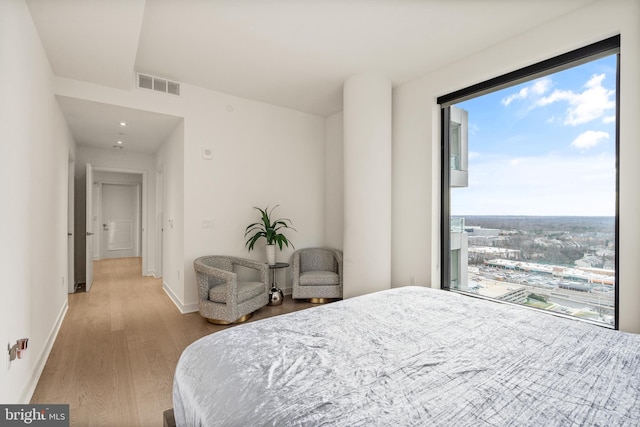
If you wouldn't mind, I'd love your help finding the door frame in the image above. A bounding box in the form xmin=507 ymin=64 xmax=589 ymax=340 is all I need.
xmin=67 ymin=152 xmax=75 ymax=293
xmin=155 ymin=167 xmax=164 ymax=278
xmin=91 ymin=166 xmax=149 ymax=275
xmin=85 ymin=163 xmax=94 ymax=291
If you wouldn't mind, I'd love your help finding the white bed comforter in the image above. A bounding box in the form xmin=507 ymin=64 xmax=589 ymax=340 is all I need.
xmin=173 ymin=286 xmax=640 ymax=426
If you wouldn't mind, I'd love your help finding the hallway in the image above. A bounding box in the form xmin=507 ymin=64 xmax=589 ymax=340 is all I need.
xmin=30 ymin=257 xmax=314 ymax=426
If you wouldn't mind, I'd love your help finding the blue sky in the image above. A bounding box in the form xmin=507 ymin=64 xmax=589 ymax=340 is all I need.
xmin=452 ymin=54 xmax=617 ymax=217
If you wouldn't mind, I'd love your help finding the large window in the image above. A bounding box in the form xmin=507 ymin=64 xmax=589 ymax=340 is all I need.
xmin=439 ymin=36 xmax=619 ymax=328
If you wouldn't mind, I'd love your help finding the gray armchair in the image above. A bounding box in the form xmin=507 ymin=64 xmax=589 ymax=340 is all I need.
xmin=194 ymin=256 xmax=269 ymax=324
xmin=292 ymin=248 xmax=343 ymax=303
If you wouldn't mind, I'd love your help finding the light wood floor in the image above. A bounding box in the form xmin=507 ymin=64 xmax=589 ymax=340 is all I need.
xmin=30 ymin=257 xmax=315 ymax=426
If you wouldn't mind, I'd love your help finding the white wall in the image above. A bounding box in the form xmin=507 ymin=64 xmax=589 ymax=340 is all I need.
xmin=324 ymin=112 xmax=344 ymax=250
xmin=0 ymin=0 xmax=76 ymax=403
xmin=392 ymin=75 xmax=434 ymax=288
xmin=55 ymin=74 xmax=326 ymax=312
xmin=392 ymin=0 xmax=640 ymax=333
xmin=157 ymin=121 xmax=185 ymax=308
xmin=343 ymin=74 xmax=392 ymax=298
xmin=181 ymin=88 xmax=325 ymax=303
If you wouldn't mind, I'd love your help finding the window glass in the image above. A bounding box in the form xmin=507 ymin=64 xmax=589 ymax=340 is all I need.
xmin=443 ymin=53 xmax=618 ymax=327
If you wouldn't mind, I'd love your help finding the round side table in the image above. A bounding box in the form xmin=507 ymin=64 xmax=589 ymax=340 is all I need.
xmin=268 ymin=262 xmax=289 ymax=306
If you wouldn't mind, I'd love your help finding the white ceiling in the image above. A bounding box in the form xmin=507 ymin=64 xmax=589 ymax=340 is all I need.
xmin=56 ymin=96 xmax=183 ymax=154
xmin=27 ymin=0 xmax=598 ymax=152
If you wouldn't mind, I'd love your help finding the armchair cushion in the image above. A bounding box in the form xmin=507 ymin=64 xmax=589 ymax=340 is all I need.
xmin=209 ymin=281 xmax=266 ymax=304
xmin=299 ymin=271 xmax=339 ymax=286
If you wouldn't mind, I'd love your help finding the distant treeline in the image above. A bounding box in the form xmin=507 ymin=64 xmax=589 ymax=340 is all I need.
xmin=457 ymin=215 xmax=615 ymax=235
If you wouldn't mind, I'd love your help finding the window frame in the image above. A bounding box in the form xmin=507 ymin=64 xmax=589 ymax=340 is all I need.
xmin=437 ymin=35 xmax=621 ymax=329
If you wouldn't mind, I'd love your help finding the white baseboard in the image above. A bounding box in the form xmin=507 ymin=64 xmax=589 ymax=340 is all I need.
xmin=163 ymin=282 xmax=198 ymax=314
xmin=20 ymin=300 xmax=68 ymax=404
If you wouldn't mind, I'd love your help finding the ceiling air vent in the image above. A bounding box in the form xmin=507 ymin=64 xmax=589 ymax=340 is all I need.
xmin=137 ymin=73 xmax=180 ymax=96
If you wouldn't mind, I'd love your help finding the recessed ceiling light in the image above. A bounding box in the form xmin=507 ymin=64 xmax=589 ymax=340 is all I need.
xmin=120 ymin=122 xmax=127 ymax=126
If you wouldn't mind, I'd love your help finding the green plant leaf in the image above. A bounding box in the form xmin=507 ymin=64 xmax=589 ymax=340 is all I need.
xmin=244 ymin=205 xmax=295 ymax=251
xmin=244 ymin=223 xmax=264 ymax=236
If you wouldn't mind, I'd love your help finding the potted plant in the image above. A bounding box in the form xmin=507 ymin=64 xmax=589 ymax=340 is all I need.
xmin=244 ymin=205 xmax=295 ymax=265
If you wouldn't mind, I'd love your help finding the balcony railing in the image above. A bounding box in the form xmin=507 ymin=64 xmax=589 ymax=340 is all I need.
xmin=450 ymin=154 xmax=460 ymax=170
xmin=451 ymin=217 xmax=465 ymax=233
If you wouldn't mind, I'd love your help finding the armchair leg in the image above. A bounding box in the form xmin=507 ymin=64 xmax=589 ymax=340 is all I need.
xmin=205 ymin=312 xmax=253 ymax=325
xmin=309 ymin=298 xmax=332 ymax=304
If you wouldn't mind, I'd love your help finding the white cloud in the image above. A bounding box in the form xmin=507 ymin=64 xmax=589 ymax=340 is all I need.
xmin=502 ymin=88 xmax=529 ymax=106
xmin=451 ymin=153 xmax=616 ymax=216
xmin=537 ymin=74 xmax=615 ymax=126
xmin=468 ymin=152 xmax=480 ymax=159
xmin=571 ymin=130 xmax=609 ymax=150
xmin=531 ymin=79 xmax=552 ymax=95
xmin=602 ymin=115 xmax=616 ymax=124
xmin=502 ymin=77 xmax=552 ymax=106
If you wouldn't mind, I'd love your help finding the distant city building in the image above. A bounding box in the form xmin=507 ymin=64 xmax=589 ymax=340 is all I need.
xmin=485 ymin=259 xmax=614 ymax=286
xmin=533 ymin=237 xmax=580 ymax=249
xmin=476 ymin=282 xmax=527 ymax=304
xmin=465 ymin=226 xmax=500 ymax=237
xmin=469 ymin=246 xmax=520 ymax=260
xmin=596 ymin=248 xmax=615 ymax=257
xmin=575 ymin=255 xmax=603 ymax=269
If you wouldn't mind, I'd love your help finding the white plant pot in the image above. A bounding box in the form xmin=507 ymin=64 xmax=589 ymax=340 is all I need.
xmin=266 ymin=244 xmax=276 ymax=265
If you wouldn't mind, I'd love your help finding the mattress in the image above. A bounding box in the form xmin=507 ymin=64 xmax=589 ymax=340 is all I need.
xmin=173 ymin=286 xmax=640 ymax=426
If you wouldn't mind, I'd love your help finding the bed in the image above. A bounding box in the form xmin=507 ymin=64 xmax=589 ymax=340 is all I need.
xmin=173 ymin=286 xmax=640 ymax=426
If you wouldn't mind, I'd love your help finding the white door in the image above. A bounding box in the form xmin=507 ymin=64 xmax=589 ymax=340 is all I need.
xmin=85 ymin=163 xmax=94 ymax=291
xmin=100 ymin=183 xmax=140 ymax=259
